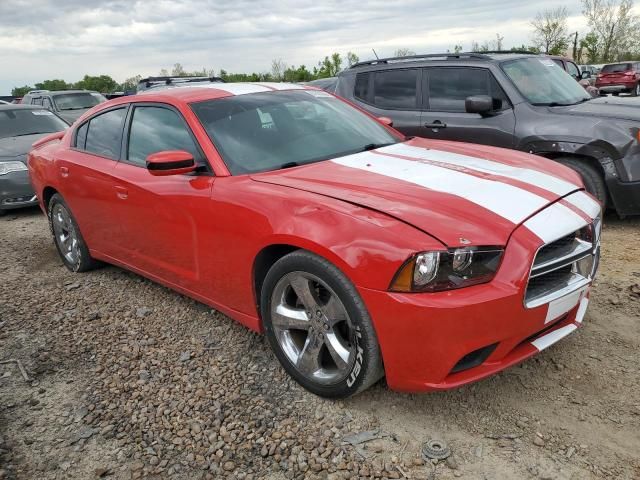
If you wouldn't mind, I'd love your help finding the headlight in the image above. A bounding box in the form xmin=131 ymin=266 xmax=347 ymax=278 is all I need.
xmin=390 ymin=247 xmax=504 ymax=292
xmin=0 ymin=161 xmax=28 ymax=175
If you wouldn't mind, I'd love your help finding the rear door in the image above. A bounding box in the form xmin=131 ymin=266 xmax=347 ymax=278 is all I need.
xmin=108 ymin=103 xmax=215 ymax=291
xmin=350 ymin=68 xmax=423 ymax=136
xmin=420 ymin=67 xmax=516 ymax=148
xmin=57 ymin=106 xmax=128 ymax=254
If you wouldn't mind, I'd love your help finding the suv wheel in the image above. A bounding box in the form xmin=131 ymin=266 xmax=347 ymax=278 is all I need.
xmin=558 ymin=157 xmax=607 ymax=207
xmin=260 ymin=251 xmax=384 ymax=398
xmin=631 ymin=83 xmax=640 ymax=97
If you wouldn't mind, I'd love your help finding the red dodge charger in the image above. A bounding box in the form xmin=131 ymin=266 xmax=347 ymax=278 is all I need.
xmin=28 ymin=83 xmax=601 ymax=398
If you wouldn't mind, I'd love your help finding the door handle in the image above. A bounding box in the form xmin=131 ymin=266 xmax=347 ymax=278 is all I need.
xmin=114 ymin=186 xmax=128 ymax=200
xmin=424 ymin=121 xmax=447 ymax=129
xmin=60 ymin=166 xmax=69 ymax=178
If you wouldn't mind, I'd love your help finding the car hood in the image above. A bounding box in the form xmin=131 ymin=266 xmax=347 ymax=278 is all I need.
xmin=0 ymin=133 xmax=52 ymax=160
xmin=561 ymin=99 xmax=640 ymax=122
xmin=251 ymin=138 xmax=584 ymax=247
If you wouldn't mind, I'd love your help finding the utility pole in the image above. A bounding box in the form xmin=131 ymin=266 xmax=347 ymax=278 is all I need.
xmin=572 ymin=31 xmax=578 ymax=59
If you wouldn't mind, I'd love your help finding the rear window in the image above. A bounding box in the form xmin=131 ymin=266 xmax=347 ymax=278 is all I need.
xmin=601 ymin=63 xmax=632 ymax=73
xmin=53 ymin=93 xmax=102 ymax=111
xmin=0 ymin=108 xmax=68 ymax=140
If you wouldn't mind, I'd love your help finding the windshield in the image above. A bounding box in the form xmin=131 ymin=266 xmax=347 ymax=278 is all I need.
xmin=601 ymin=63 xmax=632 ymax=73
xmin=53 ymin=93 xmax=103 ymax=111
xmin=502 ymin=57 xmax=590 ymax=106
xmin=0 ymin=108 xmax=68 ymax=139
xmin=191 ymin=90 xmax=400 ymax=175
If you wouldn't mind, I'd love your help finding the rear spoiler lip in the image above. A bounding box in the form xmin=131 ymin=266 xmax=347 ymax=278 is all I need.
xmin=31 ymin=131 xmax=65 ymax=149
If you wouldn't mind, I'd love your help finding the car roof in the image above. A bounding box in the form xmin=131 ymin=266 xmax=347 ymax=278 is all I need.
xmin=135 ymin=82 xmax=311 ymax=103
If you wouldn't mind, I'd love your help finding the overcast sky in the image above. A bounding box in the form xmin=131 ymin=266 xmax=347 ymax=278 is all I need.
xmin=0 ymin=0 xmax=608 ymax=94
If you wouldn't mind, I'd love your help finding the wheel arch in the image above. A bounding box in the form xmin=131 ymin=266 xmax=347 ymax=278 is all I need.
xmin=42 ymin=186 xmax=59 ymax=210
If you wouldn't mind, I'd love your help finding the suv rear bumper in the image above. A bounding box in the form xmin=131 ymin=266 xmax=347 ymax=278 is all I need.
xmin=596 ymin=83 xmax=636 ymax=92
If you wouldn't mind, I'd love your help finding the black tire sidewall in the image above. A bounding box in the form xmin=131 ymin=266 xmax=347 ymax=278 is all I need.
xmin=260 ymin=251 xmax=382 ymax=398
xmin=558 ymin=158 xmax=607 ymax=207
xmin=47 ymin=194 xmax=93 ymax=272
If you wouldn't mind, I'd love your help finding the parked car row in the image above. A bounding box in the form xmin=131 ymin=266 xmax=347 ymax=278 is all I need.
xmin=334 ymin=52 xmax=640 ymax=217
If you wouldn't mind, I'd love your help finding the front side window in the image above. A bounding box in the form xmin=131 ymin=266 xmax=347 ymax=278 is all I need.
xmin=127 ymin=106 xmax=200 ymax=167
xmin=427 ymin=68 xmax=507 ymax=112
xmin=502 ymin=57 xmax=591 ymax=106
xmin=372 ymin=69 xmax=418 ymax=109
xmin=83 ymin=108 xmax=126 ymax=159
xmin=0 ymin=108 xmax=68 ymax=139
xmin=191 ymin=90 xmax=400 ymax=175
xmin=566 ymin=62 xmax=580 ymax=78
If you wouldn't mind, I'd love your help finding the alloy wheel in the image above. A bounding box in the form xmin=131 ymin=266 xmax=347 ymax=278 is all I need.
xmin=51 ymin=203 xmax=80 ymax=265
xmin=270 ymin=271 xmax=357 ymax=385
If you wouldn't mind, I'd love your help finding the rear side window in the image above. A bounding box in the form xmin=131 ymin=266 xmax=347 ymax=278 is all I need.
xmin=372 ymin=69 xmax=418 ymax=109
xmin=354 ymin=73 xmax=370 ymax=102
xmin=127 ymin=106 xmax=200 ymax=167
xmin=427 ymin=68 xmax=507 ymax=112
xmin=601 ymin=63 xmax=632 ymax=73
xmin=84 ymin=108 xmax=126 ymax=159
xmin=75 ymin=122 xmax=88 ymax=149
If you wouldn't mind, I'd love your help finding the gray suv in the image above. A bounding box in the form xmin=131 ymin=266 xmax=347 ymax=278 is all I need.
xmin=336 ymin=52 xmax=640 ymax=217
xmin=22 ymin=90 xmax=106 ymax=123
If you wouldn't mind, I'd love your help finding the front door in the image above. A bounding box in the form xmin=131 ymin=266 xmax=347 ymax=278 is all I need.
xmin=108 ymin=104 xmax=215 ymax=292
xmin=420 ymin=67 xmax=517 ymax=148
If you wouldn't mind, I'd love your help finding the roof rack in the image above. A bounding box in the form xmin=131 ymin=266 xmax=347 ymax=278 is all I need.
xmin=350 ymin=52 xmax=491 ymax=68
xmin=478 ymin=50 xmax=539 ymax=55
xmin=138 ymin=76 xmax=225 ymax=89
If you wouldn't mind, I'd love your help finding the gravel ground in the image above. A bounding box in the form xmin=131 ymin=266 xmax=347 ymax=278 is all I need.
xmin=1 ymin=207 xmax=639 ymax=480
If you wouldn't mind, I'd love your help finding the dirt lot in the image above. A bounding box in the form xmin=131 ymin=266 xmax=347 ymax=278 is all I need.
xmin=1 ymin=208 xmax=638 ymax=480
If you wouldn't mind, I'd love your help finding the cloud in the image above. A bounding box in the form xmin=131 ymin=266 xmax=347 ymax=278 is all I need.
xmin=0 ymin=0 xmax=590 ymax=93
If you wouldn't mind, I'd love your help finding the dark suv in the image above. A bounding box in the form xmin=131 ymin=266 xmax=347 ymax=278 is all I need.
xmin=336 ymin=52 xmax=640 ymax=216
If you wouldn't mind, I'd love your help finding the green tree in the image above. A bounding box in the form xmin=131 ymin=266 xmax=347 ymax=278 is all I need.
xmin=393 ymin=48 xmax=416 ymax=57
xmin=11 ymin=85 xmax=33 ymax=96
xmin=120 ymin=75 xmax=142 ymax=92
xmin=74 ymin=74 xmax=118 ymax=93
xmin=317 ymin=53 xmax=342 ymax=78
xmin=582 ymin=0 xmax=639 ymax=61
xmin=580 ymin=32 xmax=600 ymax=62
xmin=531 ymin=7 xmax=570 ymax=54
xmin=346 ymin=51 xmax=359 ymax=67
xmin=34 ymin=79 xmax=69 ymax=91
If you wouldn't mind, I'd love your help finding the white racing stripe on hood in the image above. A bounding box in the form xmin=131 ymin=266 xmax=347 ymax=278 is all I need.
xmin=523 ymin=202 xmax=589 ymax=243
xmin=332 ymin=151 xmax=549 ymax=224
xmin=379 ymin=143 xmax=579 ymax=196
xmin=564 ymin=191 xmax=601 ymax=218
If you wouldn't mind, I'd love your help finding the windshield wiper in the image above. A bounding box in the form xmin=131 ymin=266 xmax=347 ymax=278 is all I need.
xmin=360 ymin=141 xmax=398 ymax=152
xmin=533 ymin=98 xmax=591 ymax=107
xmin=278 ymin=162 xmax=300 ymax=170
xmin=12 ymin=132 xmax=52 ymax=137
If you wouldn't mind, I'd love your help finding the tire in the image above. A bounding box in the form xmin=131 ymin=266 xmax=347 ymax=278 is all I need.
xmin=260 ymin=250 xmax=384 ymax=398
xmin=631 ymin=83 xmax=640 ymax=97
xmin=612 ymin=92 xmax=620 ymax=96
xmin=47 ymin=193 xmax=100 ymax=272
xmin=558 ymin=157 xmax=607 ymax=207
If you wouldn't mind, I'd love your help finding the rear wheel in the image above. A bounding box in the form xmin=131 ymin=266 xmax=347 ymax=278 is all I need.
xmin=48 ymin=193 xmax=100 ymax=272
xmin=261 ymin=251 xmax=383 ymax=398
xmin=558 ymin=157 xmax=607 ymax=207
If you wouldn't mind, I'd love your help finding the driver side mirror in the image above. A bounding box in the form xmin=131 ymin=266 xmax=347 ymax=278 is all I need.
xmin=581 ymin=71 xmax=591 ymax=79
xmin=378 ymin=116 xmax=393 ymax=127
xmin=465 ymin=95 xmax=495 ymax=115
xmin=146 ymin=150 xmax=196 ymax=176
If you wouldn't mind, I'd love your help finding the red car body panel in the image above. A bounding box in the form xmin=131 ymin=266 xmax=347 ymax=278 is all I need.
xmin=28 ymin=85 xmax=600 ymax=392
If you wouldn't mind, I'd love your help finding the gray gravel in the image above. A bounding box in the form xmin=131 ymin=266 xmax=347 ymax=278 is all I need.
xmin=1 ymin=208 xmax=639 ymax=479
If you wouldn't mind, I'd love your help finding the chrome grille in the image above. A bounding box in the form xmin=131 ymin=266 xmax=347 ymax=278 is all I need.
xmin=525 ymin=218 xmax=601 ymax=309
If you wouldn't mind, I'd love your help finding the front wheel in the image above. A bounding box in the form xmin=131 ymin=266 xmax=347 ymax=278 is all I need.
xmin=631 ymin=83 xmax=640 ymax=97
xmin=558 ymin=157 xmax=607 ymax=207
xmin=261 ymin=251 xmax=384 ymax=398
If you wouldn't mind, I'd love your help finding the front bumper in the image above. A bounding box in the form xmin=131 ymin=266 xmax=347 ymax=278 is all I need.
xmin=361 ymin=193 xmax=600 ymax=392
xmin=0 ymin=170 xmax=38 ymax=211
